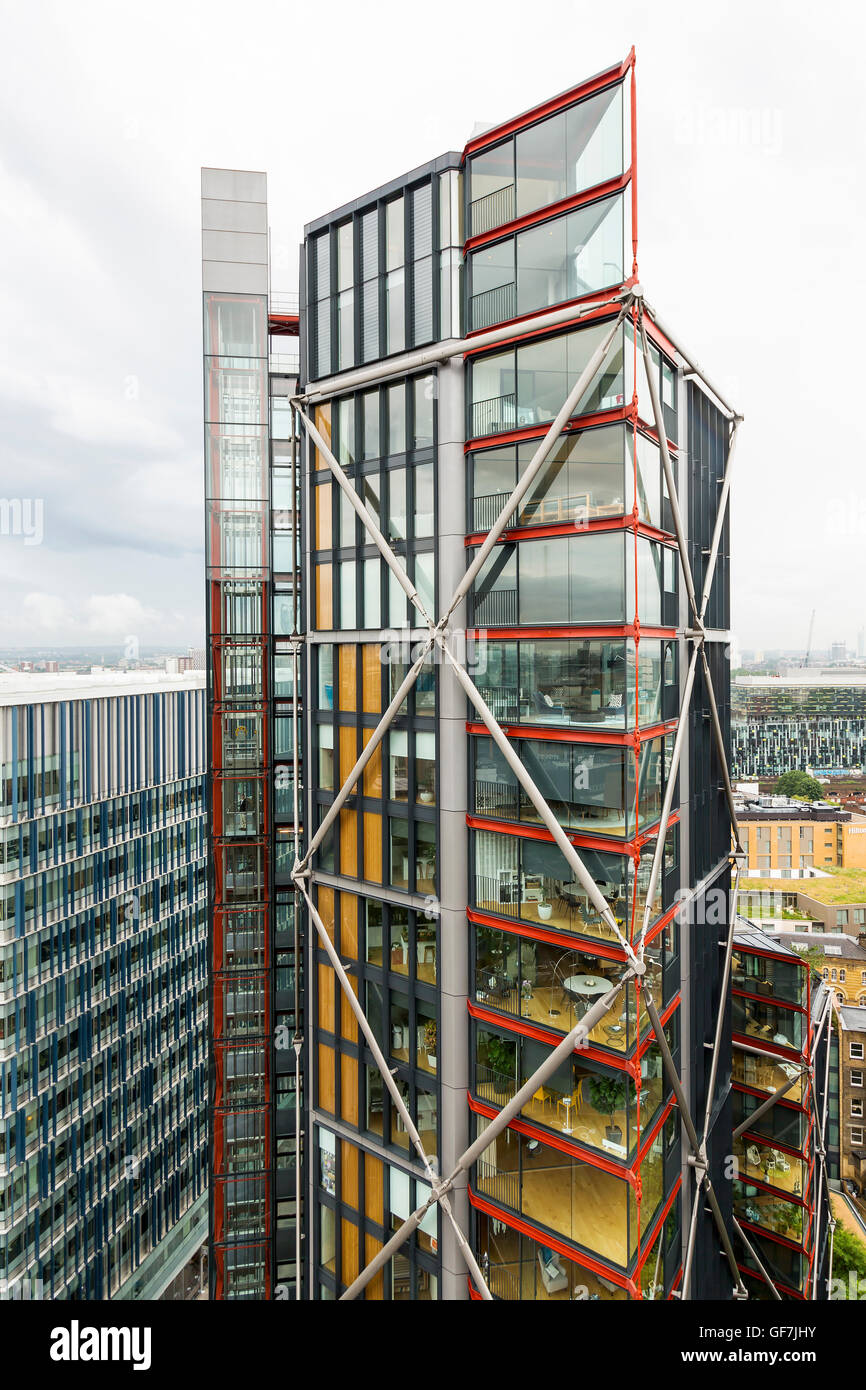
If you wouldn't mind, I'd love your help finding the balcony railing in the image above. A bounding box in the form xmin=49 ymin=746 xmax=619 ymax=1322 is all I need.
xmin=475 ymin=778 xmax=520 ymax=818
xmin=472 ymin=588 xmax=518 ymax=628
xmin=471 ymin=392 xmax=516 ymax=440
xmin=470 ymin=183 xmax=516 ymax=237
xmin=471 ymin=281 xmax=517 ymax=331
xmin=487 ymin=1263 xmax=521 ymax=1301
xmin=472 ymin=491 xmax=515 ymax=532
xmin=475 ymin=685 xmax=521 ymax=724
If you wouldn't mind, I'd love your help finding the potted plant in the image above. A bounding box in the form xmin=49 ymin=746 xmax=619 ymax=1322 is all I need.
xmin=423 ymin=1018 xmax=437 ymax=1071
xmin=486 ymin=1036 xmax=517 ymax=1095
xmin=588 ymin=1075 xmax=627 ymax=1145
xmin=537 ymin=900 xmax=553 ymax=922
xmin=786 ymin=1204 xmax=804 ymax=1244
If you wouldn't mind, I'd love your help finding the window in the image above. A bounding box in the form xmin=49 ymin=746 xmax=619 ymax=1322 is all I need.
xmin=337 ymin=220 xmax=355 ymax=371
xmin=852 ymin=1098 xmax=864 ymax=1118
xmin=850 ymin=1042 xmax=864 ymax=1061
xmin=471 ymin=194 xmax=628 ymax=329
xmin=385 ymin=198 xmax=405 ymax=354
xmin=472 ymin=530 xmax=665 ymax=628
xmin=310 ymin=232 xmax=332 ymax=378
xmin=851 ymin=1126 xmax=865 ymax=1146
xmin=361 ymin=210 xmax=379 ymax=364
xmin=410 ymin=184 xmax=434 ymax=345
xmin=851 ymin=1070 xmax=864 ymax=1088
xmin=469 ymin=317 xmax=626 ymax=441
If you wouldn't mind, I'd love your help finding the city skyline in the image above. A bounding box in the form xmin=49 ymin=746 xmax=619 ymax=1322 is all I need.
xmin=0 ymin=0 xmax=864 ymax=652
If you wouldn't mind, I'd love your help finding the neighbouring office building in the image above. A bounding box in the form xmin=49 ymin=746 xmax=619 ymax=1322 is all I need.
xmin=202 ymin=52 xmax=762 ymax=1300
xmin=735 ymin=792 xmax=866 ymax=878
xmin=732 ymin=674 xmax=866 ymax=780
xmin=0 ymin=673 xmax=208 ymax=1299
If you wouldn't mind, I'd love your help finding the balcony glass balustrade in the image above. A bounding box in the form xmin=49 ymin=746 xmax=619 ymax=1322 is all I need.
xmin=472 ymin=637 xmax=668 ymax=733
xmin=731 ymin=994 xmax=805 ymax=1056
xmin=471 ymin=734 xmax=665 ymax=839
xmin=473 ymin=931 xmax=669 ymax=1058
xmin=473 ymin=1021 xmax=669 ymax=1152
xmin=475 ymin=1213 xmax=628 ymax=1300
xmin=473 ymin=1117 xmax=664 ymax=1270
xmin=733 ymin=1180 xmax=807 ymax=1248
xmin=471 ymin=826 xmax=677 ymax=945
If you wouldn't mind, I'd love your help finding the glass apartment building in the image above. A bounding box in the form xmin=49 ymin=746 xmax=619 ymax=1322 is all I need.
xmin=732 ymin=674 xmax=866 ymax=778
xmin=731 ymin=925 xmax=833 ymax=1299
xmin=0 ymin=672 xmax=208 ymax=1299
xmin=203 ymin=52 xmax=750 ymax=1300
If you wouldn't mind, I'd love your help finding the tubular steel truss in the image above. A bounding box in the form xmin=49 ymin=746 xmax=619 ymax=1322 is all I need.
xmin=287 ymin=282 xmax=758 ymax=1301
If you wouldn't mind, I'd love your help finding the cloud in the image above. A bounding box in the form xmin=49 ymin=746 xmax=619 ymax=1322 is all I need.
xmin=1 ymin=0 xmax=864 ymax=651
xmin=19 ymin=591 xmax=190 ymax=644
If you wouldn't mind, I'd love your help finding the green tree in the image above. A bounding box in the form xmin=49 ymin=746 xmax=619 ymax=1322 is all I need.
xmin=833 ymin=1225 xmax=866 ymax=1297
xmin=775 ymin=771 xmax=824 ymax=802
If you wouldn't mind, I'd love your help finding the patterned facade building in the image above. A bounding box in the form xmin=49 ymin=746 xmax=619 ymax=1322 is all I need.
xmin=0 ymin=673 xmax=208 ymax=1299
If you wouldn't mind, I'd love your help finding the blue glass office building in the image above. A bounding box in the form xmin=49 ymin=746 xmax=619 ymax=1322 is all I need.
xmin=0 ymin=673 xmax=208 ymax=1299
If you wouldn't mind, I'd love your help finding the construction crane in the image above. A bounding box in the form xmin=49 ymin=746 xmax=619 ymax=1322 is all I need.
xmin=802 ymin=608 xmax=816 ymax=668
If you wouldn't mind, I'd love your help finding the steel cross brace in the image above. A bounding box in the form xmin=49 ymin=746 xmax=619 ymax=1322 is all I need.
xmin=295 ymin=878 xmax=495 ymax=1300
xmin=287 ymin=282 xmax=748 ymax=1301
xmin=643 ymin=862 xmax=749 ymax=1300
xmin=634 ymin=308 xmax=743 ymax=954
xmin=733 ymin=1217 xmax=782 ymax=1300
xmin=339 ymin=973 xmax=632 ymax=1301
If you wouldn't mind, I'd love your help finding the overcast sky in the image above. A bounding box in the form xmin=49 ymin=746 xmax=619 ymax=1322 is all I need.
xmin=1 ymin=0 xmax=864 ymax=654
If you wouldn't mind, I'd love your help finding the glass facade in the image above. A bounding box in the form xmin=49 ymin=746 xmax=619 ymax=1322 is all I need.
xmin=731 ymin=931 xmax=832 ymax=1298
xmin=731 ymin=679 xmax=866 ymax=778
xmin=205 ymin=52 xmax=745 ymax=1304
xmin=0 ymin=680 xmax=207 ymax=1298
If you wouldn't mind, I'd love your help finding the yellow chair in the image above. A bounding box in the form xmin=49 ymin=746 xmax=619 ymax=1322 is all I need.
xmin=532 ymin=1086 xmax=554 ymax=1116
xmin=572 ymin=1078 xmax=585 ymax=1115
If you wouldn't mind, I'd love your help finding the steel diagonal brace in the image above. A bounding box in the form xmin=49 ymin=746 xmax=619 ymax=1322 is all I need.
xmin=437 ymin=635 xmax=639 ymax=968
xmin=292 ymin=403 xmax=432 ymax=627
xmin=704 ymin=1174 xmax=748 ymax=1295
xmin=636 ymin=642 xmax=701 ymax=951
xmin=340 ymin=972 xmax=631 ymax=1301
xmin=698 ymin=645 xmax=744 ymax=853
xmin=701 ymin=863 xmax=741 ymax=1142
xmin=644 ymin=988 xmax=748 ymax=1298
xmin=294 ymin=879 xmax=494 ymax=1300
xmin=731 ymin=1068 xmax=803 ymax=1142
xmin=439 ymin=302 xmax=632 ymax=632
xmin=637 ymin=315 xmax=701 ymax=630
xmin=699 ymin=420 xmax=740 ymax=625
xmin=681 ymin=1179 xmax=703 ymax=1300
xmin=683 ymin=864 xmax=740 ymax=1298
xmin=295 ymin=635 xmax=434 ymax=874
xmin=732 ymin=1218 xmax=782 ymax=1300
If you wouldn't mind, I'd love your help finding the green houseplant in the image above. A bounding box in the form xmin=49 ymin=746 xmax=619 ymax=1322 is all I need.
xmin=588 ymin=1075 xmax=627 ymax=1144
xmin=423 ymin=1019 xmax=437 ymax=1070
xmin=486 ymin=1036 xmax=517 ymax=1094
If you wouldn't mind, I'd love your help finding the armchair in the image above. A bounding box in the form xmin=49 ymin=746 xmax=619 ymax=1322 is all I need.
xmin=537 ymin=1249 xmax=569 ymax=1295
